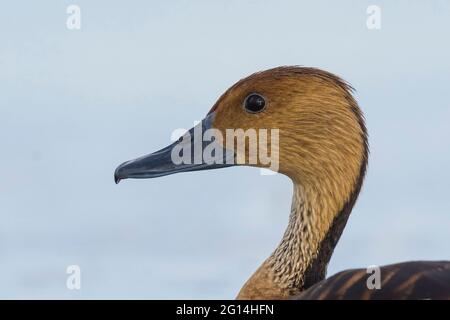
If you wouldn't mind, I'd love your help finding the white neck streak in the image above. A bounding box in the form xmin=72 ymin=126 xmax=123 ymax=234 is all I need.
xmin=267 ymin=183 xmax=334 ymax=293
xmin=237 ymin=182 xmax=343 ymax=299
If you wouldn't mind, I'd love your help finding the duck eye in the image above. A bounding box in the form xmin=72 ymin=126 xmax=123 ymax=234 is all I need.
xmin=244 ymin=93 xmax=266 ymax=113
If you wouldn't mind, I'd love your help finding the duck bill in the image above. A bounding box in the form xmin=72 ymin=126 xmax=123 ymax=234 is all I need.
xmin=114 ymin=113 xmax=235 ymax=184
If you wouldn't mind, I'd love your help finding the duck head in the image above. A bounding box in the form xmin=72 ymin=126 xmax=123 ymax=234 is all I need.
xmin=114 ymin=66 xmax=369 ymax=299
xmin=115 ymin=66 xmax=366 ymax=190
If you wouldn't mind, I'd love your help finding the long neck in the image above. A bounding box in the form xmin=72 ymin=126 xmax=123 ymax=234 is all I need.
xmin=236 ymin=182 xmax=358 ymax=299
xmin=236 ymin=100 xmax=368 ymax=299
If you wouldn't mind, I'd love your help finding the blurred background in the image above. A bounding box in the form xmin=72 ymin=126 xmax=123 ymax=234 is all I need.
xmin=0 ymin=0 xmax=449 ymax=299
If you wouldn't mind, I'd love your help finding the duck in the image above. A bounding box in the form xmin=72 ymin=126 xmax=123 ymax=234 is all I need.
xmin=114 ymin=66 xmax=450 ymax=300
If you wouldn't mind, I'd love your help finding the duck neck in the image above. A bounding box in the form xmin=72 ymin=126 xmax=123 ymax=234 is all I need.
xmin=237 ymin=182 xmax=355 ymax=299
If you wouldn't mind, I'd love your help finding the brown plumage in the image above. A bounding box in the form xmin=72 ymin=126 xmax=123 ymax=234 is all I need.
xmin=115 ymin=66 xmax=450 ymax=300
xmin=294 ymin=261 xmax=450 ymax=300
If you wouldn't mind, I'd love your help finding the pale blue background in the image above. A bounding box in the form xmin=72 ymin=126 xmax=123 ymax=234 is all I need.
xmin=0 ymin=1 xmax=449 ymax=299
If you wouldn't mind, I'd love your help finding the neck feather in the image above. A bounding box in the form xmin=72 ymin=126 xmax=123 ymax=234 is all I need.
xmin=237 ymin=158 xmax=367 ymax=299
xmin=236 ymin=183 xmax=338 ymax=299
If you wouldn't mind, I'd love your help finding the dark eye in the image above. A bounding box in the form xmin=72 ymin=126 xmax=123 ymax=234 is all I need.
xmin=244 ymin=93 xmax=266 ymax=113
